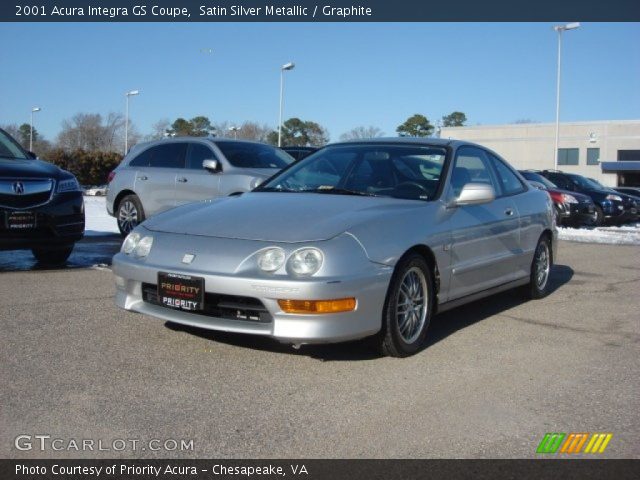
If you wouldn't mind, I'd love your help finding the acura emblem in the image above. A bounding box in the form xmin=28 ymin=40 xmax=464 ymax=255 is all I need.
xmin=182 ymin=253 xmax=195 ymax=264
xmin=12 ymin=182 xmax=25 ymax=195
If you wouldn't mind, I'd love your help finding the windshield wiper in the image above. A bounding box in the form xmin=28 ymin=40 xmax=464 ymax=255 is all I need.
xmin=300 ymin=187 xmax=380 ymax=197
xmin=255 ymin=186 xmax=297 ymax=193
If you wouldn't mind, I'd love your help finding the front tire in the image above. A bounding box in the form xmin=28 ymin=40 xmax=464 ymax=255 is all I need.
xmin=117 ymin=194 xmax=145 ymax=236
xmin=526 ymin=236 xmax=552 ymax=299
xmin=377 ymin=253 xmax=434 ymax=357
xmin=590 ymin=206 xmax=604 ymax=227
xmin=32 ymin=245 xmax=74 ymax=266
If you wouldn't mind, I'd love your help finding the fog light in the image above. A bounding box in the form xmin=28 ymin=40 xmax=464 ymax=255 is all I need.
xmin=278 ymin=298 xmax=356 ymax=314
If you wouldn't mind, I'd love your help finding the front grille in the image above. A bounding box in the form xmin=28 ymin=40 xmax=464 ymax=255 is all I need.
xmin=0 ymin=179 xmax=54 ymax=209
xmin=142 ymin=283 xmax=273 ymax=323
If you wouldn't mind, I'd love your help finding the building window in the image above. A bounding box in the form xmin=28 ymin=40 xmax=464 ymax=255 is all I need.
xmin=558 ymin=148 xmax=579 ymax=166
xmin=586 ymin=148 xmax=600 ymax=166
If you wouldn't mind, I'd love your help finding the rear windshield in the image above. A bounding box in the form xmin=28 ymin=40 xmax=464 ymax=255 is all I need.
xmin=215 ymin=141 xmax=293 ymax=169
xmin=521 ymin=171 xmax=557 ymax=189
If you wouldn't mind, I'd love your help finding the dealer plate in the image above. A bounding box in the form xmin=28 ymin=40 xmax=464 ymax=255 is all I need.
xmin=6 ymin=211 xmax=36 ymax=230
xmin=158 ymin=272 xmax=204 ymax=311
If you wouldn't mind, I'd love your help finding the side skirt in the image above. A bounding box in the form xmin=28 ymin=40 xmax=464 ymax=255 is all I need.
xmin=436 ymin=276 xmax=530 ymax=314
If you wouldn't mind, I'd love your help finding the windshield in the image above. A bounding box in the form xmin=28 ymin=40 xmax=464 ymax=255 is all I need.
xmin=0 ymin=130 xmax=29 ymax=160
xmin=215 ymin=141 xmax=293 ymax=169
xmin=520 ymin=171 xmax=557 ymax=189
xmin=569 ymin=174 xmax=608 ymax=190
xmin=258 ymin=144 xmax=448 ymax=201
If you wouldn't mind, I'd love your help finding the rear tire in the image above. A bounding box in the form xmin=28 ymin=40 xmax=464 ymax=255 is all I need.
xmin=526 ymin=236 xmax=552 ymax=299
xmin=117 ymin=194 xmax=145 ymax=236
xmin=377 ymin=253 xmax=434 ymax=357
xmin=32 ymin=245 xmax=74 ymax=266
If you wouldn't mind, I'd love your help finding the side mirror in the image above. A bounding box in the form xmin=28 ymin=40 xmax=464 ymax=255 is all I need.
xmin=27 ymin=151 xmax=37 ymax=159
xmin=453 ymin=183 xmax=495 ymax=206
xmin=202 ymin=159 xmax=221 ymax=174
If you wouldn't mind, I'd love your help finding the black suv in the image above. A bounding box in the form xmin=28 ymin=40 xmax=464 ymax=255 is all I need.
xmin=0 ymin=128 xmax=84 ymax=264
xmin=539 ymin=170 xmax=637 ymax=225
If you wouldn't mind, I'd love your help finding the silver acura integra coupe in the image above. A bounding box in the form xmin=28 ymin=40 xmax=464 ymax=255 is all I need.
xmin=113 ymin=138 xmax=556 ymax=357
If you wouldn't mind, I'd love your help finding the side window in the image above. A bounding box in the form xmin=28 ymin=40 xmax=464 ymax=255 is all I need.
xmin=548 ymin=174 xmax=569 ymax=190
xmin=129 ymin=148 xmax=153 ymax=167
xmin=147 ymin=143 xmax=187 ymax=169
xmin=451 ymin=147 xmax=497 ymax=197
xmin=487 ymin=153 xmax=525 ymax=196
xmin=186 ymin=143 xmax=216 ymax=169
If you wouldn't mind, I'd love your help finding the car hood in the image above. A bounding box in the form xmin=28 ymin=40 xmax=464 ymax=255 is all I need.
xmin=142 ymin=192 xmax=424 ymax=242
xmin=0 ymin=158 xmax=62 ymax=178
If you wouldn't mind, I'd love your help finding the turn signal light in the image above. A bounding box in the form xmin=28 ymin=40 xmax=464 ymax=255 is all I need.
xmin=278 ymin=298 xmax=356 ymax=314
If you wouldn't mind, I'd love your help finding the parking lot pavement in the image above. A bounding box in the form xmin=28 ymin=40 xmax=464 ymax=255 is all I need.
xmin=0 ymin=240 xmax=638 ymax=459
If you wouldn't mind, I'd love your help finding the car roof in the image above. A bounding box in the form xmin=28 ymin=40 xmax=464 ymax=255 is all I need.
xmin=329 ymin=137 xmax=480 ymax=149
xmin=131 ymin=136 xmax=272 ymax=149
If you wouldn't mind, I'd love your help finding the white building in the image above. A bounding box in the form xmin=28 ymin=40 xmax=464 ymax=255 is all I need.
xmin=440 ymin=120 xmax=640 ymax=187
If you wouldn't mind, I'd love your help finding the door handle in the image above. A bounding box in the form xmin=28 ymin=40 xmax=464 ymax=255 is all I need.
xmin=505 ymin=208 xmax=514 ymax=216
xmin=177 ymin=177 xmax=188 ymax=183
xmin=137 ymin=175 xmax=148 ymax=181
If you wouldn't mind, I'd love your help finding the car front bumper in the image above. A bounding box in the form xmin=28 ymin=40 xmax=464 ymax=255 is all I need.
xmin=112 ymin=252 xmax=392 ymax=344
xmin=0 ymin=191 xmax=85 ymax=251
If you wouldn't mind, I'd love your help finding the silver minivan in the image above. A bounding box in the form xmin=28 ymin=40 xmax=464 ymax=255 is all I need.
xmin=106 ymin=138 xmax=293 ymax=235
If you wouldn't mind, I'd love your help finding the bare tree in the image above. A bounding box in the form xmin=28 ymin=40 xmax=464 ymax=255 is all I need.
xmin=146 ymin=119 xmax=171 ymax=140
xmin=56 ymin=112 xmax=135 ymax=152
xmin=236 ymin=122 xmax=272 ymax=142
xmin=340 ymin=126 xmax=385 ymax=141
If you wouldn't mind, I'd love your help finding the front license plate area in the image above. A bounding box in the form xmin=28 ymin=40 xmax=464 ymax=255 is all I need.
xmin=158 ymin=272 xmax=204 ymax=312
xmin=6 ymin=211 xmax=36 ymax=230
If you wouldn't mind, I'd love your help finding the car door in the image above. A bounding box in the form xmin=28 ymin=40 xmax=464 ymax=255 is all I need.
xmin=486 ymin=151 xmax=531 ymax=279
xmin=133 ymin=142 xmax=187 ymax=216
xmin=173 ymin=142 xmax=222 ymax=206
xmin=446 ymin=146 xmax=522 ymax=300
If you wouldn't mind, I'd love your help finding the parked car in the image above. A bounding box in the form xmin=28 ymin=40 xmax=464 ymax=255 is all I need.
xmin=519 ymin=170 xmax=596 ymax=227
xmin=614 ymin=186 xmax=640 ymax=198
xmin=0 ymin=128 xmax=84 ymax=264
xmin=586 ymin=178 xmax=639 ymax=222
xmin=84 ymin=184 xmax=108 ymax=196
xmin=113 ymin=138 xmax=556 ymax=357
xmin=107 ymin=138 xmax=294 ymax=236
xmin=538 ymin=170 xmax=636 ymax=225
xmin=281 ymin=146 xmax=319 ymax=161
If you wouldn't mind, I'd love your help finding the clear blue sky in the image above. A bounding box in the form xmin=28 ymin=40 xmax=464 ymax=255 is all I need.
xmin=1 ymin=22 xmax=638 ymax=141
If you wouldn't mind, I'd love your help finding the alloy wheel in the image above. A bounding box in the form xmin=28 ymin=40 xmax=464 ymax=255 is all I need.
xmin=396 ymin=267 xmax=428 ymax=344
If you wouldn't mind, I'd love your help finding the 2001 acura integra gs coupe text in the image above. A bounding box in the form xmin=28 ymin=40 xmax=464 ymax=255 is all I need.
xmin=113 ymin=138 xmax=556 ymax=357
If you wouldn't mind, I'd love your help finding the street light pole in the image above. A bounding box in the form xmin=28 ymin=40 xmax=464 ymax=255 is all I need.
xmin=278 ymin=62 xmax=295 ymax=147
xmin=125 ymin=90 xmax=140 ymax=154
xmin=30 ymin=107 xmax=41 ymax=151
xmin=553 ymin=22 xmax=580 ymax=170
xmin=229 ymin=126 xmax=239 ymax=139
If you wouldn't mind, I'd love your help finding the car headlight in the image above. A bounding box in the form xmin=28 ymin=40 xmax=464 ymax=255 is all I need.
xmin=57 ymin=177 xmax=80 ymax=193
xmin=121 ymin=232 xmax=141 ymax=254
xmin=134 ymin=236 xmax=154 ymax=258
xmin=606 ymin=194 xmax=622 ymax=202
xmin=287 ymin=248 xmax=323 ymax=276
xmin=562 ymin=194 xmax=579 ymax=204
xmin=257 ymin=247 xmax=286 ymax=272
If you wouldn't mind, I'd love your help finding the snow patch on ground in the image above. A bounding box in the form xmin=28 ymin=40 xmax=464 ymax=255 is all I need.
xmin=84 ymin=196 xmax=119 ymax=236
xmin=558 ymin=223 xmax=640 ymax=246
